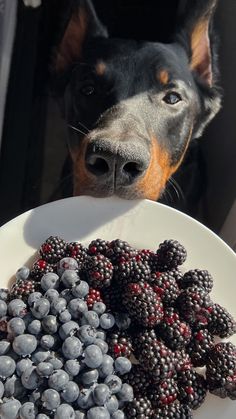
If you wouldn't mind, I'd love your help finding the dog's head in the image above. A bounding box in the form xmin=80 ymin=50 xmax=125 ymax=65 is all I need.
xmin=52 ymin=0 xmax=221 ymax=200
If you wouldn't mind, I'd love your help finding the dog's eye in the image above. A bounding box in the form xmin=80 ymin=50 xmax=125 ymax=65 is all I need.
xmin=163 ymin=92 xmax=182 ymax=105
xmin=80 ymin=84 xmax=95 ymax=96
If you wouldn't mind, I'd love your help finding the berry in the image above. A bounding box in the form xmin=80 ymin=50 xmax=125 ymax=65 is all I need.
xmin=41 ymin=272 xmax=60 ymax=291
xmin=16 ymin=266 xmax=30 ymax=281
xmin=122 ymin=282 xmax=163 ymax=327
xmin=86 ymin=288 xmax=104 ymax=309
xmin=62 ymin=336 xmax=83 ymax=359
xmin=208 ymin=303 xmax=236 ymax=338
xmin=66 ymin=242 xmax=88 ymax=268
xmin=48 ymin=369 xmax=70 ymax=391
xmin=61 ymin=381 xmax=80 ymax=403
xmin=30 ymin=259 xmax=54 ymax=281
xmin=114 ymin=357 xmax=132 ymax=375
xmin=116 ymin=383 xmax=134 ymax=401
xmin=0 ymin=288 xmax=9 ymax=301
xmin=178 ymin=369 xmax=207 ymax=409
xmin=174 ymin=350 xmax=192 ymax=375
xmin=13 ymin=334 xmax=37 ymax=356
xmin=179 ymin=269 xmax=213 ymax=293
xmin=0 ymin=399 xmax=22 ymax=418
xmin=177 ymin=286 xmax=212 ymax=327
xmin=85 ymin=254 xmax=113 ymax=289
xmin=123 ymin=364 xmax=151 ymax=396
xmin=88 ymin=239 xmax=110 ymax=256
xmin=42 ymin=388 xmax=61 ymax=410
xmin=0 ymin=356 xmax=16 ymax=378
xmin=10 ymin=279 xmax=37 ymax=301
xmin=150 ymin=271 xmax=180 ymax=305
xmin=98 ymin=354 xmax=114 ymax=379
xmin=40 ymin=235 xmax=66 ymax=263
xmin=72 ymin=281 xmax=89 ymax=298
xmin=107 ymin=331 xmax=133 ymax=359
xmin=81 ymin=369 xmax=99 ymax=386
xmin=154 ymin=403 xmax=193 ymax=418
xmin=31 ymin=298 xmax=50 ymax=319
xmin=187 ymin=329 xmax=214 ymax=367
xmin=102 ymin=284 xmax=124 ymax=312
xmin=156 ymin=239 xmax=187 ymax=270
xmin=157 ymin=308 xmax=192 ymax=350
xmin=78 ymin=325 xmax=97 ymax=345
xmin=124 ymin=396 xmax=153 ymax=418
xmin=93 ymin=383 xmax=110 ymax=405
xmin=84 ymin=344 xmax=103 ymax=368
xmin=105 ymin=374 xmax=122 ymax=394
xmin=169 ymin=268 xmax=183 ymax=287
xmin=55 ymin=404 xmax=75 ymax=419
xmin=137 ymin=249 xmax=156 ymax=268
xmin=87 ymin=407 xmax=110 ymax=419
xmin=100 ymin=313 xmax=115 ymax=329
xmin=105 ymin=239 xmax=137 ymax=263
xmin=149 ymin=378 xmax=178 ymax=407
xmin=114 ymin=257 xmax=151 ymax=286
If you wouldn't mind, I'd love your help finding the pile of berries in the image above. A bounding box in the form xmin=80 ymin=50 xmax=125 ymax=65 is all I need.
xmin=0 ymin=235 xmax=235 ymax=418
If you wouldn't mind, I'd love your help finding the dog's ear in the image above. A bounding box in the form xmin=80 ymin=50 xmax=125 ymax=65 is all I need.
xmin=176 ymin=0 xmax=222 ymax=138
xmin=53 ymin=0 xmax=108 ymax=74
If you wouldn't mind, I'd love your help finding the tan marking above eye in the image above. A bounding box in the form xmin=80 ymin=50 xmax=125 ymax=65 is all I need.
xmin=157 ymin=70 xmax=169 ymax=85
xmin=95 ymin=61 xmax=106 ymax=76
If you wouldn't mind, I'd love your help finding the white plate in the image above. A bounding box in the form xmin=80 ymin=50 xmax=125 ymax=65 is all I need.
xmin=0 ymin=196 xmax=236 ymax=418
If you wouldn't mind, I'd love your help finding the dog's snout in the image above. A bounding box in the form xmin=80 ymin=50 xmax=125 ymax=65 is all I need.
xmin=85 ymin=140 xmax=150 ymax=187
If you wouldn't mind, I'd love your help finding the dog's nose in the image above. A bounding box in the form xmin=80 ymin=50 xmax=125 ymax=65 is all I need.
xmin=85 ymin=141 xmax=150 ymax=186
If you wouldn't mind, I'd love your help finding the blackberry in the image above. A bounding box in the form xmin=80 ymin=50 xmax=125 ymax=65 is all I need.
xmin=114 ymin=257 xmax=151 ymax=286
xmin=122 ymin=282 xmax=164 ymax=327
xmin=187 ymin=329 xmax=214 ymax=367
xmin=169 ymin=268 xmax=184 ymax=287
xmin=179 ymin=269 xmax=213 ymax=293
xmin=85 ymin=254 xmax=113 ymax=289
xmin=105 ymin=239 xmax=137 ymax=264
xmin=123 ymin=364 xmax=151 ymax=396
xmin=107 ymin=330 xmax=132 ymax=359
xmin=208 ymin=303 xmax=236 ymax=338
xmin=137 ymin=249 xmax=158 ymax=272
xmin=156 ymin=239 xmax=187 ymax=270
xmin=206 ymin=342 xmax=236 ymax=399
xmin=150 ymin=378 xmax=178 ymax=408
xmin=30 ymin=259 xmax=54 ymax=281
xmin=150 ymin=271 xmax=180 ymax=305
xmin=174 ymin=350 xmax=192 ymax=375
xmin=88 ymin=238 xmax=110 ymax=256
xmin=178 ymin=369 xmax=207 ymax=410
xmin=102 ymin=284 xmax=123 ymax=312
xmin=39 ymin=236 xmax=66 ymax=263
xmin=157 ymin=308 xmax=192 ymax=350
xmin=133 ymin=329 xmax=175 ymax=382
xmin=85 ymin=288 xmax=104 ymax=309
xmin=154 ymin=403 xmax=193 ymax=418
xmin=66 ymin=242 xmax=88 ymax=269
xmin=10 ymin=279 xmax=38 ymax=301
xmin=177 ymin=286 xmax=212 ymax=327
xmin=124 ymin=396 xmax=153 ymax=418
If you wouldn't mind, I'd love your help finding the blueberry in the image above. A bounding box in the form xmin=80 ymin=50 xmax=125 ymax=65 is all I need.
xmin=117 ymin=383 xmax=134 ymax=401
xmin=61 ymin=381 xmax=80 ymax=403
xmin=81 ymin=311 xmax=100 ymax=328
xmin=115 ymin=313 xmax=131 ymax=330
xmin=114 ymin=357 xmax=132 ymax=375
xmin=59 ymin=309 xmax=72 ymax=323
xmin=57 ymin=257 xmax=79 ymax=275
xmin=42 ymin=388 xmax=61 ymax=410
xmin=31 ymin=349 xmax=50 ymax=364
xmin=62 ymin=270 xmax=80 ymax=288
xmin=60 ymin=288 xmax=73 ymax=303
xmin=13 ymin=334 xmax=37 ymax=356
xmin=8 ymin=299 xmax=27 ymax=317
xmin=16 ymin=358 xmax=33 ymax=377
xmin=40 ymin=335 xmax=55 ymax=350
xmin=21 ymin=366 xmax=43 ymax=390
xmin=51 ymin=298 xmax=67 ymax=315
xmin=93 ymin=383 xmax=110 ymax=405
xmin=68 ymin=298 xmax=88 ymax=319
xmin=93 ymin=302 xmax=106 ymax=315
xmin=0 ymin=356 xmax=16 ymax=378
xmin=42 ymin=315 xmax=58 ymax=334
xmin=44 ymin=289 xmax=59 ymax=303
xmin=0 ymin=339 xmax=11 ymax=355
xmin=27 ymin=319 xmax=42 ymax=335
xmin=27 ymin=292 xmax=42 ymax=307
xmin=87 ymin=407 xmax=110 ymax=419
xmin=94 ymin=339 xmax=108 ymax=354
xmin=41 ymin=272 xmax=60 ymax=291
xmin=7 ymin=317 xmax=26 ymax=336
xmin=100 ymin=313 xmax=115 ymax=329
xmin=55 ymin=404 xmax=75 ymax=419
xmin=81 ymin=368 xmax=99 ymax=386
xmin=4 ymin=374 xmax=26 ymax=398
xmin=0 ymin=288 xmax=9 ymax=301
xmin=77 ymin=388 xmax=94 ymax=409
xmin=84 ymin=345 xmax=103 ymax=368
xmin=105 ymin=395 xmax=119 ymax=414
xmin=48 ymin=369 xmax=69 ymax=391
xmin=62 ymin=336 xmax=83 ymax=359
xmin=96 ymin=330 xmax=106 ymax=340
xmin=59 ymin=321 xmax=80 ymax=340
xmin=64 ymin=359 xmax=80 ymax=377
xmin=111 ymin=411 xmax=125 ymax=419
xmin=74 ymin=411 xmax=86 ymax=419
xmin=31 ymin=298 xmax=50 ymax=319
xmin=0 ymin=299 xmax=7 ymax=317
xmin=29 ymin=389 xmax=41 ymax=403
xmin=0 ymin=380 xmax=4 ymax=398
xmin=19 ymin=402 xmax=37 ymax=418
xmin=36 ymin=362 xmax=54 ymax=377
xmin=16 ymin=266 xmax=30 ymax=281
xmin=0 ymin=398 xmax=21 ymax=418
xmin=104 ymin=375 xmax=122 ymax=394
xmin=98 ymin=355 xmax=114 ymax=378
xmin=36 ymin=415 xmax=50 ymax=419
xmin=78 ymin=325 xmax=97 ymax=345
xmin=48 ymin=355 xmax=63 ymax=370
xmin=72 ymin=281 xmax=89 ymax=298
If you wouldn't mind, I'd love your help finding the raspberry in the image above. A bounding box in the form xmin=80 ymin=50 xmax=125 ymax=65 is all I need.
xmin=30 ymin=259 xmax=54 ymax=281
xmin=66 ymin=242 xmax=88 ymax=269
xmin=208 ymin=303 xmax=236 ymax=338
xmin=114 ymin=257 xmax=151 ymax=286
xmin=105 ymin=239 xmax=137 ymax=263
xmin=176 ymin=286 xmax=212 ymax=327
xmin=150 ymin=271 xmax=180 ymax=305
xmin=133 ymin=329 xmax=175 ymax=382
xmin=123 ymin=364 xmax=151 ymax=396
xmin=39 ymin=236 xmax=66 ymax=263
xmin=88 ymin=238 xmax=110 ymax=256
xmin=122 ymin=282 xmax=164 ymax=327
xmin=85 ymin=288 xmax=104 ymax=309
xmin=124 ymin=396 xmax=153 ymax=418
xmin=85 ymin=254 xmax=113 ymax=289
xmin=10 ymin=279 xmax=38 ymax=301
xmin=178 ymin=369 xmax=207 ymax=410
xmin=154 ymin=403 xmax=193 ymax=418
xmin=156 ymin=239 xmax=187 ymax=270
xmin=107 ymin=331 xmax=132 ymax=359
xmin=157 ymin=308 xmax=192 ymax=350
xmin=179 ymin=269 xmax=213 ymax=293
xmin=187 ymin=329 xmax=214 ymax=367
xmin=150 ymin=378 xmax=178 ymax=407
xmin=206 ymin=342 xmax=236 ymax=400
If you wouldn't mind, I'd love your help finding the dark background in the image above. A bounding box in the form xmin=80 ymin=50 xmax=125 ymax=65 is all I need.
xmin=0 ymin=0 xmax=235 ymax=234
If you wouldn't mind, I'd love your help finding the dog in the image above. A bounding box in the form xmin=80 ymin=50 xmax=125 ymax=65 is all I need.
xmin=52 ymin=0 xmax=221 ymax=206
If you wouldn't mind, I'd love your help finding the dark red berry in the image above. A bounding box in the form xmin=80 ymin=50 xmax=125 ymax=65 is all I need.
xmin=179 ymin=269 xmax=213 ymax=293
xmin=157 ymin=308 xmax=192 ymax=350
xmin=88 ymin=239 xmax=110 ymax=256
xmin=178 ymin=369 xmax=207 ymax=410
xmin=85 ymin=288 xmax=104 ymax=309
xmin=187 ymin=329 xmax=214 ymax=367
xmin=150 ymin=271 xmax=180 ymax=305
xmin=30 ymin=259 xmax=54 ymax=281
xmin=39 ymin=236 xmax=66 ymax=263
xmin=156 ymin=239 xmax=187 ymax=270
xmin=10 ymin=279 xmax=38 ymax=301
xmin=66 ymin=242 xmax=88 ymax=269
xmin=85 ymin=254 xmax=113 ymax=289
xmin=107 ymin=331 xmax=132 ymax=359
xmin=208 ymin=303 xmax=236 ymax=338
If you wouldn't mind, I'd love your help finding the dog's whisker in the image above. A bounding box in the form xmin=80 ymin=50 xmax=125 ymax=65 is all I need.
xmin=67 ymin=124 xmax=87 ymax=136
xmin=77 ymin=121 xmax=90 ymax=133
xmin=169 ymin=177 xmax=185 ymax=202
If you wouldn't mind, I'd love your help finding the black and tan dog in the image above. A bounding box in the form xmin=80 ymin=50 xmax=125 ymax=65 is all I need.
xmin=52 ymin=0 xmax=221 ymax=203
